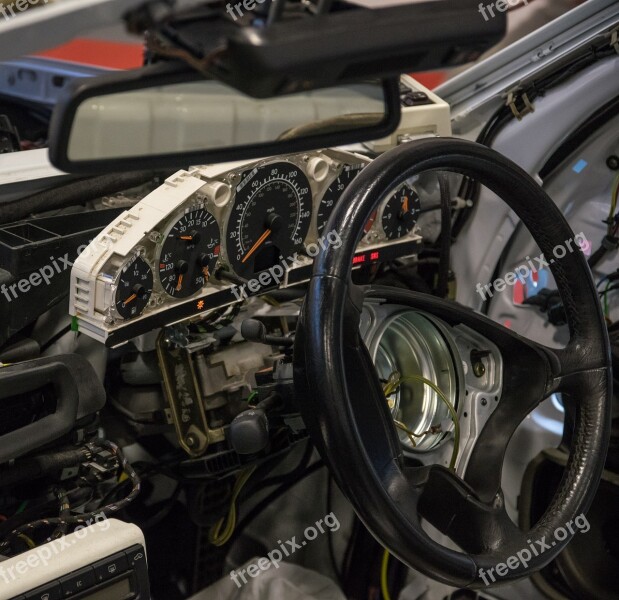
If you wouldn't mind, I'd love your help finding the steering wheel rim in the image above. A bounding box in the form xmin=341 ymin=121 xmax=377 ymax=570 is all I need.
xmin=293 ymin=138 xmax=612 ymax=587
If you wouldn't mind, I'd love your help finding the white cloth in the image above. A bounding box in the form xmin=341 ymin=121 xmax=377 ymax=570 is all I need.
xmin=188 ymin=559 xmax=346 ymax=600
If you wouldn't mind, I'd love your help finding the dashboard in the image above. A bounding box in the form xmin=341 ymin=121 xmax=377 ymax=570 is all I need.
xmin=70 ymin=148 xmax=424 ymax=346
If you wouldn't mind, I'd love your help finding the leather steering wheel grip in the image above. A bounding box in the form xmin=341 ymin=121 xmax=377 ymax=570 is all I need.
xmin=293 ymin=138 xmax=612 ymax=587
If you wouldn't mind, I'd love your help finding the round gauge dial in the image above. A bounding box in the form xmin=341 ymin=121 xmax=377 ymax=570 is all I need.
xmin=381 ymin=185 xmax=421 ymax=240
xmin=114 ymin=255 xmax=153 ymax=320
xmin=227 ymin=162 xmax=312 ymax=278
xmin=317 ymin=164 xmax=365 ymax=235
xmin=158 ymin=209 xmax=221 ymax=298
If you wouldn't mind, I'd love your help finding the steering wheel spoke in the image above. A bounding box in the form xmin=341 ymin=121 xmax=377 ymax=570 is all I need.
xmin=409 ymin=465 xmax=525 ymax=555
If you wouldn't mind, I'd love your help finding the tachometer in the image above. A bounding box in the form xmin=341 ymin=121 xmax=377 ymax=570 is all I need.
xmin=381 ymin=185 xmax=421 ymax=240
xmin=114 ymin=254 xmax=153 ymax=320
xmin=317 ymin=164 xmax=365 ymax=236
xmin=226 ymin=162 xmax=312 ymax=278
xmin=158 ymin=209 xmax=220 ymax=298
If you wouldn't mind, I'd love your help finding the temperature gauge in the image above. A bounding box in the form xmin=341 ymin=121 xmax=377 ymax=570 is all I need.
xmin=114 ymin=255 xmax=153 ymax=320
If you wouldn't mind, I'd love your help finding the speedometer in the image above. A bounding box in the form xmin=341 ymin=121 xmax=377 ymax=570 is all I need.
xmin=226 ymin=162 xmax=312 ymax=278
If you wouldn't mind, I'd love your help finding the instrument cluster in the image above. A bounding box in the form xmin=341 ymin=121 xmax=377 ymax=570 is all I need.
xmin=70 ymin=149 xmax=423 ymax=346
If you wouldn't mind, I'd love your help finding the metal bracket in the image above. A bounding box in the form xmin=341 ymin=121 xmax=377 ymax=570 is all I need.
xmin=505 ymin=89 xmax=535 ymax=121
xmin=156 ymin=329 xmax=225 ymax=457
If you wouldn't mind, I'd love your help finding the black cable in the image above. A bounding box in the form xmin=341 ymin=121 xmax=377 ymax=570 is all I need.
xmin=600 ymin=285 xmax=619 ymax=295
xmin=48 ymin=488 xmax=70 ymax=541
xmin=326 ymin=476 xmax=342 ymax=585
xmin=0 ymin=171 xmax=170 ymax=225
xmin=138 ymin=483 xmax=183 ymax=530
xmin=248 ymin=439 xmax=314 ymax=494
xmin=341 ymin=515 xmax=381 ymax=599
xmin=214 ymin=268 xmax=249 ymax=287
xmin=0 ymin=441 xmax=141 ymax=552
xmin=230 ymin=459 xmax=324 ymax=544
xmin=340 ymin=515 xmax=361 ymax=590
xmin=452 ymin=103 xmax=512 ymax=237
xmin=539 ymin=94 xmax=619 ymax=181
xmin=39 ymin=325 xmax=74 ymax=353
xmin=436 ymin=173 xmax=451 ymax=298
xmin=98 ymin=478 xmax=132 ymax=509
xmin=451 ymin=36 xmax=616 ymax=239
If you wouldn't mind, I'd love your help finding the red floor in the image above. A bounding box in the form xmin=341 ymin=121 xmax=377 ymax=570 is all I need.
xmin=37 ymin=38 xmax=446 ymax=88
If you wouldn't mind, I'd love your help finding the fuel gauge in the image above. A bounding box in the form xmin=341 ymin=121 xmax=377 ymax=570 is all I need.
xmin=114 ymin=255 xmax=153 ymax=320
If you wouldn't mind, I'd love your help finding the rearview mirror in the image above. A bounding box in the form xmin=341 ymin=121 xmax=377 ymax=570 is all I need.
xmin=49 ymin=63 xmax=400 ymax=174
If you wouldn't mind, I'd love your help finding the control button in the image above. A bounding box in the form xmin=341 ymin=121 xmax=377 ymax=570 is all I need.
xmin=125 ymin=545 xmax=146 ymax=569
xmin=25 ymin=582 xmax=62 ymax=600
xmin=93 ymin=552 xmax=129 ymax=583
xmin=60 ymin=567 xmax=95 ymax=597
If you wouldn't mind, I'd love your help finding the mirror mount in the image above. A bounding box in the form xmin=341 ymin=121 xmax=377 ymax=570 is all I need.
xmin=164 ymin=0 xmax=506 ymax=98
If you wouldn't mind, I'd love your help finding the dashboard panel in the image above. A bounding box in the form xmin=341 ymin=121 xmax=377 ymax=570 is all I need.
xmin=70 ymin=149 xmax=424 ymax=346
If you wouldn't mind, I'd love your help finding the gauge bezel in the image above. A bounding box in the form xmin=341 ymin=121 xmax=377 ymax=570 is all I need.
xmin=223 ymin=159 xmax=314 ymax=278
xmin=379 ymin=182 xmax=421 ymax=241
xmin=155 ymin=204 xmax=221 ymax=299
xmin=110 ymin=250 xmax=154 ymax=321
xmin=316 ymin=162 xmax=367 ymax=237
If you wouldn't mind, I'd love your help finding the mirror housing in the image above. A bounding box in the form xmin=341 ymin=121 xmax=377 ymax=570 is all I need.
xmin=48 ymin=62 xmax=400 ymax=174
xmin=207 ymin=0 xmax=507 ymax=98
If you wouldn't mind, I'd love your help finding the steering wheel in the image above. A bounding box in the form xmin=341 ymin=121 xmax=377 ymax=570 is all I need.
xmin=294 ymin=138 xmax=612 ymax=587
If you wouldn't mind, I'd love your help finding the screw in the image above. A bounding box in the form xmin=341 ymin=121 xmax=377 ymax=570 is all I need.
xmin=607 ymin=155 xmax=619 ymax=171
xmin=185 ymin=434 xmax=197 ymax=448
xmin=481 ymin=398 xmax=488 ymax=406
xmin=470 ymin=349 xmax=490 ymax=378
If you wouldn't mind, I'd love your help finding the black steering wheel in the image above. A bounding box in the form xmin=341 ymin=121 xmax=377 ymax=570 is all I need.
xmin=294 ymin=138 xmax=612 ymax=587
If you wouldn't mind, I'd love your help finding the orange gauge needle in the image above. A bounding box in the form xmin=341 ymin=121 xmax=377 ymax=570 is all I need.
xmin=123 ymin=293 xmax=137 ymax=306
xmin=242 ymin=229 xmax=272 ymax=264
xmin=179 ymin=235 xmax=193 ymax=241
xmin=401 ymin=197 xmax=409 ymax=213
xmin=176 ymin=274 xmax=184 ymax=291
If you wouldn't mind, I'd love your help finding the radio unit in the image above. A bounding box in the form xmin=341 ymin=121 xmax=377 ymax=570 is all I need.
xmin=1 ymin=520 xmax=149 ymax=600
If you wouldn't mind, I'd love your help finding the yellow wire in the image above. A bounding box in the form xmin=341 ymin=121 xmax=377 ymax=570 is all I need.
xmin=17 ymin=533 xmax=35 ymax=549
xmin=209 ymin=466 xmax=256 ymax=546
xmin=385 ymin=372 xmax=460 ymax=470
xmin=393 ymin=420 xmax=417 ymax=447
xmin=381 ymin=549 xmax=392 ymax=600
